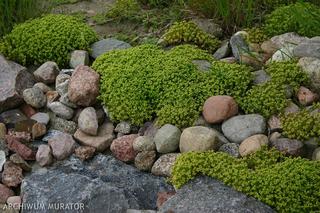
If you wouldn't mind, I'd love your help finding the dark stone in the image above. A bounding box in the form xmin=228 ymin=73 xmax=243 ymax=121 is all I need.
xmin=230 ymin=33 xmax=250 ymax=61
xmin=0 ymin=109 xmax=27 ymax=127
xmin=159 ymin=177 xmax=275 ymax=213
xmin=21 ymin=154 xmax=173 ymax=213
xmin=271 ymin=138 xmax=305 ymax=157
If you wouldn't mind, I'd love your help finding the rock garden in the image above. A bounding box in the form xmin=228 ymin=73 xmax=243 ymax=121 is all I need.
xmin=0 ymin=0 xmax=320 ymax=212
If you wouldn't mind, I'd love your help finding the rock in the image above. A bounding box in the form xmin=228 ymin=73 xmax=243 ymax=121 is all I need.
xmin=312 ymin=147 xmax=320 ymax=161
xmin=220 ymin=57 xmax=237 ymax=63
xmin=0 ymin=55 xmax=34 ymax=113
xmin=218 ymin=143 xmax=240 ymax=158
xmin=154 ymin=124 xmax=181 ymax=154
xmin=55 ymin=73 xmax=70 ymax=86
xmin=7 ymin=130 xmax=31 ymax=143
xmin=271 ymin=138 xmax=305 ymax=157
xmin=78 ymin=107 xmax=98 ymax=136
xmin=42 ymin=130 xmax=63 ymax=142
xmin=269 ymin=132 xmax=282 ymax=143
xmin=213 ymin=42 xmax=230 ymax=60
xmin=133 ymin=136 xmax=156 ymax=152
xmin=240 ymin=52 xmax=263 ymax=69
xmin=74 ymin=121 xmax=114 ymax=152
xmin=56 ymin=79 xmax=69 ymax=96
xmin=297 ymin=86 xmax=318 ymax=106
xmin=69 ymin=50 xmax=89 ymax=69
xmin=68 ymin=65 xmax=99 ymax=107
xmin=0 ymin=109 xmax=27 ymax=126
xmin=9 ymin=154 xmax=31 ymax=172
xmin=192 ymin=60 xmax=212 ymax=72
xmin=50 ymin=117 xmax=77 ymax=134
xmin=202 ymin=96 xmax=238 ymax=124
xmin=0 ymin=151 xmax=6 ymax=171
xmin=7 ymin=196 xmax=21 ymax=207
xmin=268 ymin=116 xmax=282 ymax=131
xmin=135 ymin=151 xmax=156 ymax=171
xmin=33 ymin=61 xmax=59 ymax=84
xmin=45 ymin=90 xmax=59 ymax=105
xmin=0 ymin=184 xmax=14 ymax=204
xmin=74 ymin=146 xmax=96 ymax=161
xmin=0 ymin=139 xmax=9 ymax=156
xmin=31 ymin=122 xmax=46 ymax=139
xmin=48 ymin=132 xmax=76 ymax=160
xmin=0 ymin=123 xmax=6 ymax=140
xmin=22 ymin=154 xmax=173 ymax=211
xmin=110 ymin=134 xmax=139 ymax=162
xmin=230 ymin=31 xmax=249 ymax=61
xmin=95 ymin=108 xmax=105 ymax=125
xmin=180 ymin=126 xmax=219 ymax=153
xmin=90 ymin=38 xmax=132 ymax=59
xmin=159 ymin=177 xmax=275 ymax=213
xmin=19 ymin=104 xmax=36 ymax=118
xmin=33 ymin=82 xmax=52 ymax=93
xmin=270 ymin=32 xmax=308 ymax=49
xmin=261 ymin=40 xmax=278 ymax=55
xmin=253 ymin=70 xmax=271 ymax=85
xmin=298 ymin=57 xmax=320 ymax=92
xmin=126 ymin=210 xmax=156 ymax=213
xmin=59 ymin=93 xmax=77 ymax=108
xmin=2 ymin=161 xmax=23 ymax=187
xmin=48 ymin=102 xmax=74 ymax=120
xmin=268 ymin=44 xmax=295 ymax=63
xmin=30 ymin=112 xmax=49 ymax=125
xmin=14 ymin=119 xmax=36 ymax=133
xmin=5 ymin=135 xmax=35 ymax=160
xmin=60 ymin=69 xmax=74 ymax=75
xmin=157 ymin=191 xmax=176 ymax=209
xmin=140 ymin=122 xmax=159 ymax=138
xmin=22 ymin=87 xmax=46 ymax=109
xmin=284 ymin=101 xmax=300 ymax=114
xmin=222 ymin=114 xmax=266 ymax=143
xmin=304 ymin=138 xmax=319 ymax=159
xmin=192 ymin=18 xmax=223 ymax=38
xmin=293 ymin=39 xmax=320 ymax=59
xmin=36 ymin=144 xmax=53 ymax=167
xmin=151 ymin=153 xmax=180 ymax=177
xmin=239 ymin=134 xmax=268 ymax=157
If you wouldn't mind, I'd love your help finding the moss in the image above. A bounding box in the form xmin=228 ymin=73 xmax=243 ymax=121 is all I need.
xmin=246 ymin=27 xmax=268 ymax=44
xmin=0 ymin=14 xmax=98 ymax=66
xmin=92 ymin=44 xmax=252 ymax=127
xmin=264 ymin=2 xmax=320 ymax=37
xmin=162 ymin=21 xmax=221 ymax=53
xmin=172 ymin=148 xmax=320 ymax=213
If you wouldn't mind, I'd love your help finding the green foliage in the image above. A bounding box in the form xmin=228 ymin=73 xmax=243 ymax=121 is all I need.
xmin=239 ymin=61 xmax=309 ymax=117
xmin=0 ymin=0 xmax=43 ymax=37
xmin=0 ymin=14 xmax=98 ymax=66
xmin=264 ymin=2 xmax=320 ymax=37
xmin=93 ymin=44 xmax=252 ymax=127
xmin=246 ymin=27 xmax=268 ymax=44
xmin=172 ymin=148 xmax=320 ymax=212
xmin=137 ymin=0 xmax=181 ymax=7
xmin=51 ymin=0 xmax=83 ymax=5
xmin=162 ymin=21 xmax=221 ymax=53
xmin=106 ymin=0 xmax=141 ymax=22
xmin=281 ymin=109 xmax=320 ymax=140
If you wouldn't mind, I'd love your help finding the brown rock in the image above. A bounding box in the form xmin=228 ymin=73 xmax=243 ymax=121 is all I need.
xmin=48 ymin=133 xmax=76 ymax=160
xmin=36 ymin=145 xmax=53 ymax=167
xmin=157 ymin=191 xmax=176 ymax=209
xmin=268 ymin=116 xmax=282 ymax=131
xmin=0 ymin=55 xmax=34 ymax=113
xmin=31 ymin=123 xmax=46 ymax=139
xmin=7 ymin=130 xmax=31 ymax=143
xmin=74 ymin=121 xmax=114 ymax=152
xmin=9 ymin=154 xmax=31 ymax=172
xmin=6 ymin=196 xmax=21 ymax=207
xmin=68 ymin=65 xmax=99 ymax=107
xmin=261 ymin=40 xmax=278 ymax=55
xmin=19 ymin=104 xmax=36 ymax=118
xmin=0 ymin=123 xmax=6 ymax=140
xmin=134 ymin=151 xmax=156 ymax=171
xmin=110 ymin=134 xmax=139 ymax=162
xmin=5 ymin=135 xmax=35 ymax=160
xmin=269 ymin=132 xmax=282 ymax=143
xmin=297 ymin=86 xmax=318 ymax=106
xmin=74 ymin=146 xmax=96 ymax=161
xmin=202 ymin=96 xmax=238 ymax=124
xmin=151 ymin=153 xmax=180 ymax=177
xmin=2 ymin=161 xmax=23 ymax=188
xmin=46 ymin=91 xmax=59 ymax=104
xmin=271 ymin=138 xmax=305 ymax=157
xmin=220 ymin=57 xmax=237 ymax=64
xmin=33 ymin=61 xmax=59 ymax=84
xmin=239 ymin=134 xmax=269 ymax=157
xmin=0 ymin=184 xmax=14 ymax=204
xmin=14 ymin=119 xmax=36 ymax=134
xmin=240 ymin=53 xmax=263 ymax=69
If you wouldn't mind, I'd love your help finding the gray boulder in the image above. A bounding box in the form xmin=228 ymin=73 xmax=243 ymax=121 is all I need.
xmin=159 ymin=177 xmax=275 ymax=213
xmin=90 ymin=39 xmax=132 ymax=59
xmin=293 ymin=38 xmax=320 ymax=59
xmin=154 ymin=124 xmax=181 ymax=153
xmin=33 ymin=61 xmax=59 ymax=84
xmin=21 ymin=154 xmax=173 ymax=213
xmin=0 ymin=55 xmax=34 ymax=112
xmin=23 ymin=86 xmax=47 ymax=109
xmin=222 ymin=114 xmax=266 ymax=143
xmin=230 ymin=32 xmax=249 ymax=61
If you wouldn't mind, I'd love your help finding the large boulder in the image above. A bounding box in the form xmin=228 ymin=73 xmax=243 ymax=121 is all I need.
xmin=159 ymin=177 xmax=275 ymax=213
xmin=21 ymin=154 xmax=173 ymax=212
xmin=0 ymin=55 xmax=34 ymax=112
xmin=293 ymin=38 xmax=320 ymax=59
xmin=298 ymin=57 xmax=320 ymax=92
xmin=90 ymin=38 xmax=132 ymax=59
xmin=68 ymin=65 xmax=100 ymax=107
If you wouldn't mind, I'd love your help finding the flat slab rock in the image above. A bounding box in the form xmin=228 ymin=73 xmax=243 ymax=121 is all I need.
xmin=160 ymin=177 xmax=275 ymax=213
xmin=21 ymin=154 xmax=173 ymax=213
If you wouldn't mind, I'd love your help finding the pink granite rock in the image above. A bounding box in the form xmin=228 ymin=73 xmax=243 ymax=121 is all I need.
xmin=36 ymin=145 xmax=53 ymax=167
xmin=48 ymin=133 xmax=76 ymax=160
xmin=110 ymin=134 xmax=139 ymax=162
xmin=5 ymin=135 xmax=35 ymax=160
